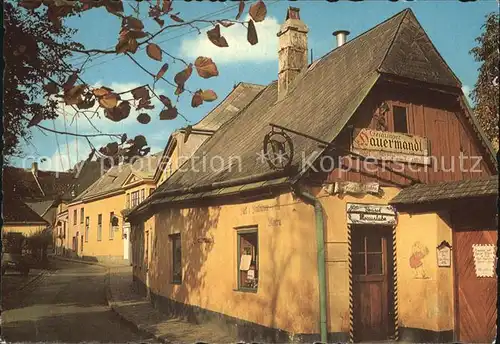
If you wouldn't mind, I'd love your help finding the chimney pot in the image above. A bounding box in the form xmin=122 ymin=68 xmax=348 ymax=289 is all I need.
xmin=333 ymin=30 xmax=350 ymax=48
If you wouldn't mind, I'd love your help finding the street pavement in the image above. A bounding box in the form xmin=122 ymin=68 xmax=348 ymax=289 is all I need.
xmin=1 ymin=259 xmax=158 ymax=343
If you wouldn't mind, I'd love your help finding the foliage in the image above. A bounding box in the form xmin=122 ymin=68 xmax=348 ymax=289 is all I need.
xmin=3 ymin=1 xmax=81 ymax=158
xmin=470 ymin=12 xmax=499 ymax=151
xmin=5 ymin=0 xmax=268 ymax=164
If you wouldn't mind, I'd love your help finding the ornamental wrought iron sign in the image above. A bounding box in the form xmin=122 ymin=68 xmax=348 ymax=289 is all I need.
xmin=346 ymin=203 xmax=397 ymax=225
xmin=263 ymin=128 xmax=294 ymax=170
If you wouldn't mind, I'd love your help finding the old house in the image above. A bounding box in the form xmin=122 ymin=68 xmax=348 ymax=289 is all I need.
xmin=2 ymin=194 xmax=49 ymax=237
xmin=65 ymin=154 xmax=160 ymax=263
xmin=3 ymin=160 xmax=101 ymax=253
xmin=128 ymin=8 xmax=498 ymax=344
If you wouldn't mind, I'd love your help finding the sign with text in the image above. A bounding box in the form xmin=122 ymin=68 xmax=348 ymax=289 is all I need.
xmin=334 ymin=181 xmax=380 ymax=195
xmin=346 ymin=203 xmax=397 ymax=225
xmin=472 ymin=244 xmax=496 ymax=277
xmin=351 ymin=128 xmax=430 ymax=165
xmin=437 ymin=245 xmax=452 ymax=267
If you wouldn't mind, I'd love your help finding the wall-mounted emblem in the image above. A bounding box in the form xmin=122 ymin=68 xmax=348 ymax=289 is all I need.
xmin=436 ymin=240 xmax=452 ymax=267
xmin=351 ymin=128 xmax=430 ymax=165
xmin=346 ymin=203 xmax=397 ymax=225
xmin=263 ymin=129 xmax=294 ymax=170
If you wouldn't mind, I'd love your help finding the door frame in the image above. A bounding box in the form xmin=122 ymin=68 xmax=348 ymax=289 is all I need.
xmin=348 ymin=224 xmax=399 ymax=343
xmin=452 ymin=228 xmax=460 ymax=342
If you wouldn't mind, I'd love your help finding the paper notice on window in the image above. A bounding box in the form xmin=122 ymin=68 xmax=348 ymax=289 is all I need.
xmin=247 ymin=269 xmax=255 ymax=280
xmin=239 ymin=255 xmax=252 ymax=271
xmin=472 ymin=244 xmax=496 ymax=278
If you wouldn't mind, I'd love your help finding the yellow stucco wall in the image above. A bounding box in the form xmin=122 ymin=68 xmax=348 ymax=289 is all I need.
xmin=67 ymin=194 xmax=126 ymax=258
xmin=3 ymin=224 xmax=47 ymax=237
xmin=146 ymin=192 xmax=320 ymax=335
xmin=396 ymin=211 xmax=454 ymax=332
xmin=135 ymin=186 xmax=456 ymax=335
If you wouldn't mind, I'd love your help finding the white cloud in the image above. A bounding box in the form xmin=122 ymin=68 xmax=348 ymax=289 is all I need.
xmin=179 ymin=15 xmax=280 ymax=64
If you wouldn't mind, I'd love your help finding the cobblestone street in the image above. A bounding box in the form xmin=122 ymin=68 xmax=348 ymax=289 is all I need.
xmin=1 ymin=259 xmax=157 ymax=343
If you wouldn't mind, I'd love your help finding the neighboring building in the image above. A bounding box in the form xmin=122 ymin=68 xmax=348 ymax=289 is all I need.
xmin=65 ymin=154 xmax=160 ymax=263
xmin=128 ymin=7 xmax=498 ymax=344
xmin=2 ymin=194 xmax=49 ymax=237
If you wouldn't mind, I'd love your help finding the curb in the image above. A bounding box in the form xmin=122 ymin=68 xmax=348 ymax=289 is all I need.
xmin=104 ymin=269 xmax=170 ymax=344
xmin=49 ymin=255 xmax=127 ymax=269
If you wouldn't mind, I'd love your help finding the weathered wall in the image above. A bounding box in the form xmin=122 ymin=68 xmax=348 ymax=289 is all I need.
xmin=134 ymin=186 xmax=457 ymax=338
xmin=144 ymin=192 xmax=320 ymax=335
xmin=396 ymin=211 xmax=454 ymax=332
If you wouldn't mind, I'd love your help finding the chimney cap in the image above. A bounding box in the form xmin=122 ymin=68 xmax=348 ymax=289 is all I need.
xmin=286 ymin=7 xmax=301 ymax=20
xmin=332 ymin=30 xmax=350 ymax=37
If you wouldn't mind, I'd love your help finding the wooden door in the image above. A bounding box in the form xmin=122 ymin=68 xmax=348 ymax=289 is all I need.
xmin=352 ymin=226 xmax=394 ymax=342
xmin=454 ymin=229 xmax=497 ymax=343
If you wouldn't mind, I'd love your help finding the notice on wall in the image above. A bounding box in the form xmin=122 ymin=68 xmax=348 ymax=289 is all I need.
xmin=437 ymin=246 xmax=451 ymax=267
xmin=239 ymin=255 xmax=252 ymax=271
xmin=247 ymin=269 xmax=255 ymax=280
xmin=472 ymin=244 xmax=496 ymax=278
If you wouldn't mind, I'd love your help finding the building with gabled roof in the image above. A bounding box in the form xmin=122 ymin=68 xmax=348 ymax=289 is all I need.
xmin=127 ymin=7 xmax=497 ymax=343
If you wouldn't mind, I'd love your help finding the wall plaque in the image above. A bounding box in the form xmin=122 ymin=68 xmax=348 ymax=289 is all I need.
xmin=351 ymin=128 xmax=430 ymax=165
xmin=346 ymin=203 xmax=397 ymax=225
xmin=334 ymin=181 xmax=380 ymax=195
xmin=472 ymin=244 xmax=496 ymax=278
xmin=436 ymin=240 xmax=452 ymax=267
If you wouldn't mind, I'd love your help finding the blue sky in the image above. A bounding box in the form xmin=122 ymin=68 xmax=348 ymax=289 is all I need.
xmin=12 ymin=0 xmax=499 ymax=171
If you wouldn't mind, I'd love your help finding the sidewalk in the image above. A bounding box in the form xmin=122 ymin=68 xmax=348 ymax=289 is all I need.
xmin=106 ymin=266 xmax=238 ymax=344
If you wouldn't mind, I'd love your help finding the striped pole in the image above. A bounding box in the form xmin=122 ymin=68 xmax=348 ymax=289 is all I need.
xmin=392 ymin=225 xmax=399 ymax=341
xmin=347 ymin=225 xmax=354 ymax=343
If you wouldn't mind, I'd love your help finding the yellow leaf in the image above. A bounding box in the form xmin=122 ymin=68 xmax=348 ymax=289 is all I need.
xmin=93 ymin=87 xmax=112 ymax=97
xmin=99 ymin=93 xmax=120 ymax=109
xmin=201 ymin=90 xmax=218 ymax=102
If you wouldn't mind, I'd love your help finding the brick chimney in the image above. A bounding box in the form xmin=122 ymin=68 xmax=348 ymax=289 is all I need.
xmin=277 ymin=7 xmax=309 ymax=101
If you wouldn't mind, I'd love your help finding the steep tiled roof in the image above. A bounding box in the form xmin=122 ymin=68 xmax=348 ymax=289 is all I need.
xmin=193 ymin=82 xmax=266 ymax=132
xmin=153 ymin=9 xmax=406 ymax=195
xmin=390 ymin=176 xmax=498 ymax=205
xmin=135 ymin=8 xmax=492 ymax=213
xmin=25 ymin=200 xmax=55 ymax=217
xmin=3 ymin=166 xmax=74 ymax=201
xmin=3 ymin=194 xmax=50 ymax=225
xmin=74 ymin=154 xmax=160 ymax=202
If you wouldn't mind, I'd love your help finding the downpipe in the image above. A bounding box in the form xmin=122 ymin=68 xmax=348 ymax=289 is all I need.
xmin=292 ymin=185 xmax=328 ymax=343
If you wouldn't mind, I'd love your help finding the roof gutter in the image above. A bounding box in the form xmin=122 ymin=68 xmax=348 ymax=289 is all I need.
xmin=291 ymin=183 xmax=327 ymax=343
xmin=152 ymin=170 xmax=287 ymax=200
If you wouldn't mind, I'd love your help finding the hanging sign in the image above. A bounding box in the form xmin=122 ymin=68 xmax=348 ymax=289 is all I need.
xmin=351 ymin=128 xmax=430 ymax=165
xmin=436 ymin=240 xmax=452 ymax=267
xmin=346 ymin=203 xmax=397 ymax=225
xmin=334 ymin=181 xmax=380 ymax=195
xmin=472 ymin=244 xmax=496 ymax=277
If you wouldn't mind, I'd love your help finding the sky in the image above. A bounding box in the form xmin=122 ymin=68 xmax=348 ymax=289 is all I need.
xmin=11 ymin=0 xmax=499 ymax=171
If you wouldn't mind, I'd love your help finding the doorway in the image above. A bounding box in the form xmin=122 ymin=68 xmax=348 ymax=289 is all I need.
xmin=351 ymin=225 xmax=395 ymax=342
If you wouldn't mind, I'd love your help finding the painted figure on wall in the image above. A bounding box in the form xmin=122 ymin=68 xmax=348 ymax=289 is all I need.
xmin=410 ymin=241 xmax=430 ymax=279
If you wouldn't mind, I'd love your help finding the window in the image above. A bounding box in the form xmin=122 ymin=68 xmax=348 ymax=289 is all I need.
xmin=352 ymin=229 xmax=385 ymax=276
xmin=84 ymin=217 xmax=90 ymax=242
xmin=131 ymin=191 xmax=140 ymax=207
xmin=97 ymin=214 xmax=102 ymax=241
xmin=170 ymin=234 xmax=182 ymax=284
xmin=149 ymin=188 xmax=155 ymax=196
xmin=141 ymin=189 xmax=145 ymax=202
xmin=73 ymin=209 xmax=77 ymax=225
xmin=237 ymin=229 xmax=258 ymax=291
xmin=393 ymin=106 xmax=408 ymax=133
xmin=80 ymin=208 xmax=84 ymax=224
xmin=109 ymin=212 xmax=115 ymax=240
xmin=126 ymin=194 xmax=130 ymax=209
